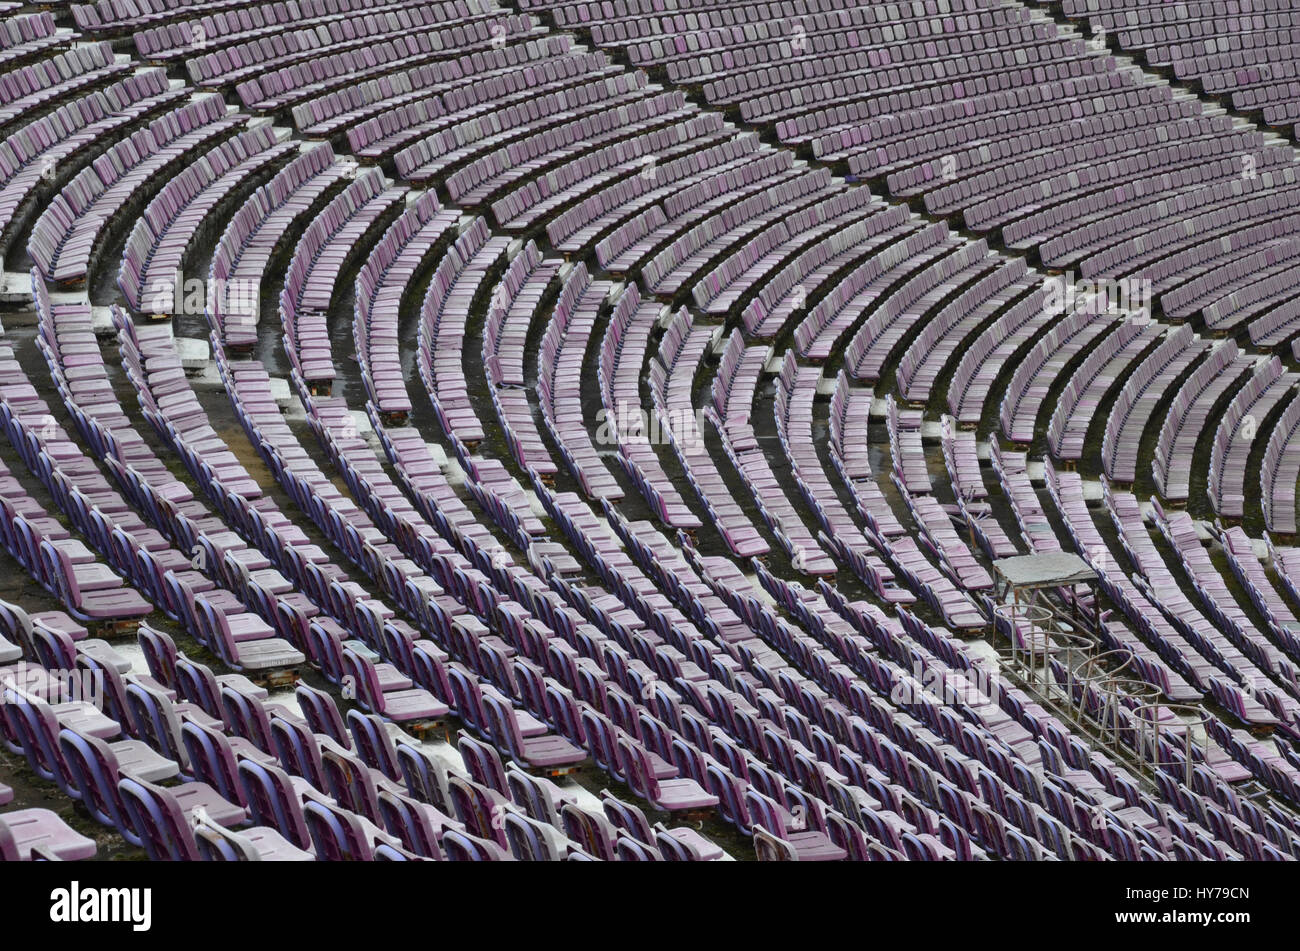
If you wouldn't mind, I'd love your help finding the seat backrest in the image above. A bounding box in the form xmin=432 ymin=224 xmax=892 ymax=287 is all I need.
xmin=447 ymin=773 xmax=504 ymax=846
xmin=181 ymin=719 xmax=246 ymax=807
xmin=824 ymin=811 xmax=872 ymax=861
xmin=7 ymin=691 xmax=68 ymax=785
xmin=410 ymin=641 xmax=453 ymax=700
xmin=173 ymin=655 xmax=222 ymax=719
xmin=58 ymin=727 xmax=129 ymax=830
xmin=74 ymin=653 xmax=129 ymax=727
xmin=653 ymin=825 xmax=698 ymax=861
xmin=457 ymin=732 xmax=508 ymax=794
xmin=743 ymin=787 xmax=786 ymax=837
xmin=544 ymin=683 xmax=583 ymax=743
xmin=194 ymin=817 xmax=262 ymax=861
xmin=267 ymin=710 xmax=325 ymax=787
xmin=306 ymin=618 xmax=346 ymax=683
xmin=445 ymin=664 xmax=484 ymax=731
xmin=320 ymin=744 xmax=381 ymax=822
xmin=220 ymin=683 xmax=277 ymax=753
xmin=346 ymin=709 xmax=401 ymax=781
xmin=753 ymin=825 xmax=799 ymax=861
xmin=561 ymin=802 xmax=618 ymax=860
xmin=505 ymin=766 xmax=562 ymax=827
xmin=504 ymin=810 xmax=564 ymax=861
xmin=615 ymin=735 xmax=657 ymax=801
xmin=375 ymin=789 xmax=443 ymax=860
xmin=163 ymin=573 xmax=203 ymax=633
xmin=29 ymin=623 xmax=76 ymax=671
xmin=297 ymin=682 xmax=349 ymax=747
xmin=341 ymin=648 xmax=383 ymax=710
xmin=200 ymin=596 xmax=248 ymax=664
xmin=117 ymin=776 xmax=200 ymax=861
xmin=395 ymin=741 xmax=453 ymax=812
xmin=236 ymin=758 xmax=311 ymax=851
xmin=0 ymin=597 xmax=33 ymax=646
xmin=581 ymin=705 xmax=618 ymax=771
xmin=599 ymin=789 xmax=653 ymax=842
xmin=303 ymin=797 xmax=373 ymax=861
xmin=40 ymin=540 xmax=80 ymax=603
xmin=441 ymin=828 xmax=506 ymax=861
xmin=614 ymin=830 xmax=661 ymax=861
xmin=705 ymin=762 xmax=750 ymax=830
xmin=124 ymin=681 xmax=187 ymax=768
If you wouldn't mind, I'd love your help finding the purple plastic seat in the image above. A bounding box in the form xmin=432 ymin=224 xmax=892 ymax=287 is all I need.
xmin=616 ymin=735 xmax=717 ymax=812
xmin=441 ymin=828 xmax=511 ymax=861
xmin=342 ymin=647 xmax=446 ymax=723
xmin=0 ymin=808 xmax=96 ymax=861
xmin=194 ymin=816 xmax=315 ymax=861
xmin=745 ymin=788 xmax=847 ymax=862
xmin=482 ymin=691 xmax=585 ymax=770
xmin=40 ymin=540 xmax=152 ymax=622
xmin=303 ymin=797 xmax=395 ymax=861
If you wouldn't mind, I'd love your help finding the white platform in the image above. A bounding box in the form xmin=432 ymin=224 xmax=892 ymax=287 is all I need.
xmin=268 ymin=377 xmax=292 ymax=406
xmin=0 ymin=270 xmax=30 ymax=305
xmin=175 ymin=337 xmax=210 ymax=370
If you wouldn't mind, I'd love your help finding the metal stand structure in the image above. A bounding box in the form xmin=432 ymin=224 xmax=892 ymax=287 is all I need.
xmin=982 ymin=552 xmax=1300 ymax=833
xmin=1130 ymin=703 xmax=1213 ymax=789
xmin=990 ymin=601 xmax=1095 ymax=701
xmin=988 ymin=595 xmax=1210 ymax=789
xmin=1070 ymin=650 xmax=1161 ymax=767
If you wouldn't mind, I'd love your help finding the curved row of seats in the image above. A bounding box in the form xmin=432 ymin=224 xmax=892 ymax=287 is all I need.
xmin=7 ymin=0 xmax=1300 ymax=865
xmin=526 ymin=0 xmax=1300 ymax=348
xmin=1054 ymin=0 xmax=1300 ymax=138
